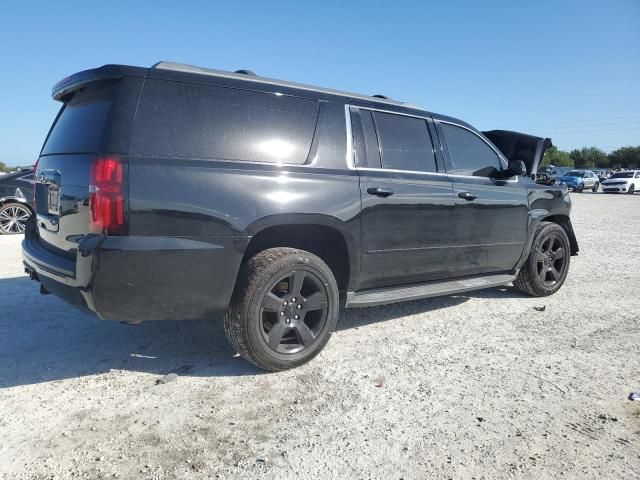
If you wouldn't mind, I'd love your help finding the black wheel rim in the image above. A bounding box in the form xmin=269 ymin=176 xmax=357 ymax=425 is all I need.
xmin=535 ymin=234 xmax=567 ymax=288
xmin=0 ymin=205 xmax=30 ymax=234
xmin=259 ymin=269 xmax=329 ymax=355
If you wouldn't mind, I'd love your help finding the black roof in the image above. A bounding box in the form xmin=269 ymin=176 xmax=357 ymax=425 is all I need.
xmin=51 ymin=61 xmax=476 ymax=129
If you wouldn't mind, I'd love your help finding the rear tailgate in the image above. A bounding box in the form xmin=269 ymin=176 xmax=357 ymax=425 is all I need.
xmin=35 ymin=72 xmax=144 ymax=257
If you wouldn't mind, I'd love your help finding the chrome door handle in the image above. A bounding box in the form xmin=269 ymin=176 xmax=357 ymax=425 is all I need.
xmin=367 ymin=187 xmax=394 ymax=198
xmin=458 ymin=191 xmax=478 ymax=201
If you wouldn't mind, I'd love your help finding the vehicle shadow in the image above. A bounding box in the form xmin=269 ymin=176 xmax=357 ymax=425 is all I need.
xmin=0 ymin=276 xmax=524 ymax=388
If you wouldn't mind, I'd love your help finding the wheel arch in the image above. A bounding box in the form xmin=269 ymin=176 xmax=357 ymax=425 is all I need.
xmin=0 ymin=196 xmax=33 ymax=212
xmin=541 ymin=214 xmax=579 ymax=255
xmin=240 ymin=216 xmax=358 ymax=292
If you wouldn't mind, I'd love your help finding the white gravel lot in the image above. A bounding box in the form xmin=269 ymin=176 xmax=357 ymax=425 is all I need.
xmin=0 ymin=193 xmax=639 ymax=480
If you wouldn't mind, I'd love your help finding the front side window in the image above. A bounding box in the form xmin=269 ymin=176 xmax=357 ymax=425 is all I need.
xmin=373 ymin=112 xmax=436 ymax=172
xmin=440 ymin=123 xmax=502 ymax=177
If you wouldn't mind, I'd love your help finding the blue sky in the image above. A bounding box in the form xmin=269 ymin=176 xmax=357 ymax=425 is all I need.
xmin=1 ymin=0 xmax=639 ymax=166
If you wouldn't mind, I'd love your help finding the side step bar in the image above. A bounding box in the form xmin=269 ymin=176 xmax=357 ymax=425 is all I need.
xmin=345 ymin=273 xmax=517 ymax=308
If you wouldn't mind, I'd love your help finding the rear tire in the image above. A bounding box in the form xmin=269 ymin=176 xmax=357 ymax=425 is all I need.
xmin=225 ymin=248 xmax=339 ymax=371
xmin=576 ymin=183 xmax=584 ymax=193
xmin=592 ymin=182 xmax=599 ymax=192
xmin=514 ymin=222 xmax=570 ymax=297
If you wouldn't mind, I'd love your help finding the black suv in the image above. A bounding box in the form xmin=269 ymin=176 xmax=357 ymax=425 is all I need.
xmin=23 ymin=62 xmax=578 ymax=371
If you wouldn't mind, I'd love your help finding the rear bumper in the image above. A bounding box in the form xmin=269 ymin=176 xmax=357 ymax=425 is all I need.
xmin=22 ymin=232 xmax=247 ymax=322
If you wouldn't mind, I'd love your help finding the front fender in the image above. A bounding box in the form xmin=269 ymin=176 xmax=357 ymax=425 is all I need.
xmin=515 ymin=185 xmax=577 ymax=269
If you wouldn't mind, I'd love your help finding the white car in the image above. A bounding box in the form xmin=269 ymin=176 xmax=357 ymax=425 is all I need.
xmin=602 ymin=170 xmax=640 ymax=194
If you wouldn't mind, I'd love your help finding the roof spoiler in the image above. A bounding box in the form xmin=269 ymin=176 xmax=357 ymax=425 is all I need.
xmin=51 ymin=64 xmax=147 ymax=101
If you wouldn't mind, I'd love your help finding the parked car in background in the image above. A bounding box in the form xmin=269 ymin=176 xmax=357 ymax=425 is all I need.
xmin=22 ymin=62 xmax=578 ymax=371
xmin=556 ymin=170 xmax=599 ymax=192
xmin=0 ymin=167 xmax=34 ymax=234
xmin=601 ymin=170 xmax=640 ymax=194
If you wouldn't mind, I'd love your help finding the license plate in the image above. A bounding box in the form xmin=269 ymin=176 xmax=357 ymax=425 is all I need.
xmin=47 ymin=186 xmax=59 ymax=215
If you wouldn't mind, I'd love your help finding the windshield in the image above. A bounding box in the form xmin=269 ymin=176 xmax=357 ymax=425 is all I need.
xmin=566 ymin=171 xmax=584 ymax=177
xmin=610 ymin=172 xmax=634 ymax=178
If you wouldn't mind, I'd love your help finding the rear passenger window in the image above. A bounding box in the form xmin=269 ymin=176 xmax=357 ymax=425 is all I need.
xmin=440 ymin=123 xmax=502 ymax=177
xmin=373 ymin=112 xmax=436 ymax=172
xmin=131 ymin=80 xmax=320 ymax=164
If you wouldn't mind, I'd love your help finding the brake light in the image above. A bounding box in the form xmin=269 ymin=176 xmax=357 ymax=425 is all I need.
xmin=89 ymin=157 xmax=126 ymax=235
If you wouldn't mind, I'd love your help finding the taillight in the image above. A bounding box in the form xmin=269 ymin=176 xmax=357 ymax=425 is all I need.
xmin=89 ymin=157 xmax=126 ymax=235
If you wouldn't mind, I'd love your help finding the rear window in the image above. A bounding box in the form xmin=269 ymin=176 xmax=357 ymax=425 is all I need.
xmin=41 ymin=84 xmax=115 ymax=155
xmin=130 ymin=80 xmax=320 ymax=164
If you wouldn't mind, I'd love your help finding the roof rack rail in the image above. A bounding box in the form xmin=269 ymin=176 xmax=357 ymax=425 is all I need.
xmin=150 ymin=61 xmax=417 ymax=109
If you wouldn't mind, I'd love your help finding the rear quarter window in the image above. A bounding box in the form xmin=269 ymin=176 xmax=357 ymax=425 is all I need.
xmin=130 ymin=80 xmax=320 ymax=165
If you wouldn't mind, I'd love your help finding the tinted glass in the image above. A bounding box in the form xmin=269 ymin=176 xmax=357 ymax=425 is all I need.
xmin=611 ymin=172 xmax=633 ymax=178
xmin=567 ymin=171 xmax=584 ymax=177
xmin=350 ymin=108 xmax=381 ymax=168
xmin=373 ymin=112 xmax=436 ymax=172
xmin=131 ymin=80 xmax=320 ymax=164
xmin=42 ymin=84 xmax=114 ymax=155
xmin=440 ymin=123 xmax=502 ymax=177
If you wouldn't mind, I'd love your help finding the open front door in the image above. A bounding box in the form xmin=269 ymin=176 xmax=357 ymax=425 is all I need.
xmin=482 ymin=130 xmax=552 ymax=175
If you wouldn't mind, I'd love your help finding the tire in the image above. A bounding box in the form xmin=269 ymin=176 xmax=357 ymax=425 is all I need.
xmin=629 ymin=184 xmax=635 ymax=194
xmin=592 ymin=182 xmax=599 ymax=192
xmin=225 ymin=248 xmax=340 ymax=371
xmin=576 ymin=183 xmax=584 ymax=193
xmin=514 ymin=222 xmax=571 ymax=297
xmin=0 ymin=202 xmax=32 ymax=235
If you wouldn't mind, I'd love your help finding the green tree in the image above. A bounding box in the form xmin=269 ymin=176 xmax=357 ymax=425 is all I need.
xmin=584 ymin=147 xmax=608 ymax=168
xmin=542 ymin=146 xmax=573 ymax=167
xmin=569 ymin=147 xmax=608 ymax=169
xmin=0 ymin=161 xmax=7 ymax=173
xmin=608 ymin=146 xmax=640 ymax=169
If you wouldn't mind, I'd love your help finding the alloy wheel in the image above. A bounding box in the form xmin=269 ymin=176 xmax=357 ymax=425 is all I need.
xmin=0 ymin=204 xmax=31 ymax=234
xmin=535 ymin=234 xmax=567 ymax=288
xmin=259 ymin=269 xmax=329 ymax=355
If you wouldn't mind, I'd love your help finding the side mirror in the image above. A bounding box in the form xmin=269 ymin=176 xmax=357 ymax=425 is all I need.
xmin=507 ymin=160 xmax=527 ymax=177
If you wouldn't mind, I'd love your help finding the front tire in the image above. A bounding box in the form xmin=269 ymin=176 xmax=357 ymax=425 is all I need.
xmin=514 ymin=222 xmax=570 ymax=297
xmin=592 ymin=182 xmax=599 ymax=192
xmin=576 ymin=183 xmax=584 ymax=193
xmin=225 ymin=248 xmax=339 ymax=371
xmin=629 ymin=184 xmax=635 ymax=194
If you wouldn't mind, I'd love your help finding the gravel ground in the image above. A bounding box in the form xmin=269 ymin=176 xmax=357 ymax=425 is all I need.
xmin=0 ymin=193 xmax=639 ymax=480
